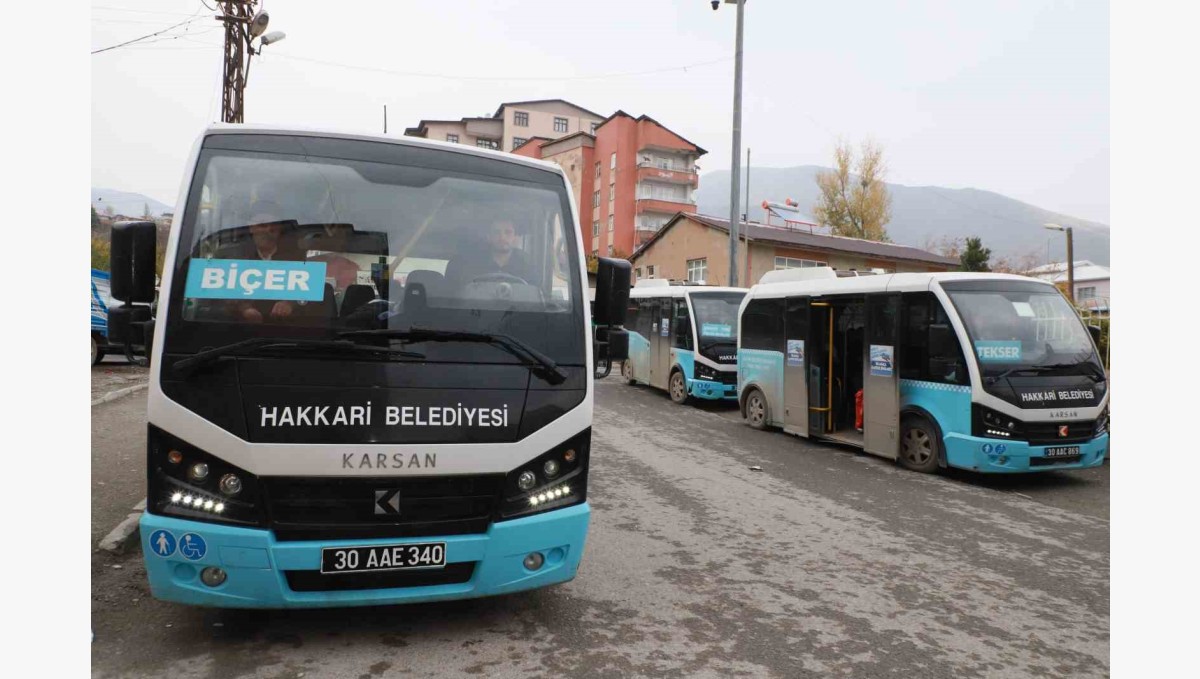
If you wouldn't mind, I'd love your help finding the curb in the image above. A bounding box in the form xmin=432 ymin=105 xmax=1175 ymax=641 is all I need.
xmin=92 ymin=383 xmax=149 ymax=407
xmin=99 ymin=499 xmax=148 ymax=555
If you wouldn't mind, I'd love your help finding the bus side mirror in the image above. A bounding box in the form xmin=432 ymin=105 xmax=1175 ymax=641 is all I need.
xmin=110 ymin=221 xmax=158 ymax=304
xmin=593 ymin=257 xmax=631 ymax=327
xmin=598 ymin=326 xmax=629 ymax=362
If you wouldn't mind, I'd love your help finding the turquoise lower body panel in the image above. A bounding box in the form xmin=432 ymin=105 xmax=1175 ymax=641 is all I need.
xmin=943 ymin=432 xmax=1109 ymax=473
xmin=139 ymin=503 xmax=590 ymax=608
xmin=737 ymin=349 xmax=784 ymax=422
xmin=687 ymin=378 xmax=737 ymax=400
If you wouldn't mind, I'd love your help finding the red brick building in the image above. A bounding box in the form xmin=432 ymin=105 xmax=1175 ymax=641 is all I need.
xmin=514 ymin=110 xmax=705 ymax=259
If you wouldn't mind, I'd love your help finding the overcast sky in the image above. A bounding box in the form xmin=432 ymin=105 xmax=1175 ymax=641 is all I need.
xmin=92 ymin=0 xmax=1109 ymax=224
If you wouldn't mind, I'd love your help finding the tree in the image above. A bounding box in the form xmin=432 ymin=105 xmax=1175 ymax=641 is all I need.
xmin=91 ymin=206 xmax=101 ymax=230
xmin=959 ymin=237 xmax=992 ymax=272
xmin=923 ymin=235 xmax=964 ymax=259
xmin=143 ymin=202 xmax=152 ymax=219
xmin=91 ymin=235 xmax=111 ymax=270
xmin=813 ymin=139 xmax=892 ymax=241
xmin=103 ymin=204 xmax=115 ymax=217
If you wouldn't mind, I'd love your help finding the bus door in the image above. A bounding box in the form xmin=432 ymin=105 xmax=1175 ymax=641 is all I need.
xmin=863 ymin=293 xmax=901 ymax=459
xmin=808 ymin=301 xmax=831 ymax=435
xmin=783 ymin=296 xmax=810 ymax=436
xmin=650 ymin=299 xmax=671 ymax=390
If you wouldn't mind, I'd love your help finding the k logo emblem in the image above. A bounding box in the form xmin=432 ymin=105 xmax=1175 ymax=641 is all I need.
xmin=1058 ymin=425 xmax=1069 ymax=438
xmin=375 ymin=489 xmax=401 ymax=515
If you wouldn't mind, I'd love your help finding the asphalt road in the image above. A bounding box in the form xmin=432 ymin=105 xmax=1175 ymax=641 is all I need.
xmin=91 ymin=374 xmax=1109 ymax=678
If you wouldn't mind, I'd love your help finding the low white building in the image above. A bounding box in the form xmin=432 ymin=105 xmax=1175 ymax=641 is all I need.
xmin=1028 ymin=260 xmax=1110 ymax=314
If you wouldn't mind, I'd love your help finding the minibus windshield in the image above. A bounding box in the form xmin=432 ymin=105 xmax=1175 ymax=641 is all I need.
xmin=165 ymin=142 xmax=585 ymax=365
xmin=690 ymin=292 xmax=744 ymax=346
xmin=946 ymin=287 xmax=1101 ymax=379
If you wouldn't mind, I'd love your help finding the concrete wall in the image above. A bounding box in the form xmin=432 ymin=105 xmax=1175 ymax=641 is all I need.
xmin=500 ymin=102 xmax=603 ymax=152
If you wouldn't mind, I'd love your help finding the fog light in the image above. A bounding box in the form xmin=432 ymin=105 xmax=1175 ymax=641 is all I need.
xmin=998 ymin=455 xmax=1008 ymax=465
xmin=543 ymin=459 xmax=560 ymax=478
xmin=517 ymin=471 xmax=536 ymax=491
xmin=523 ymin=552 xmax=544 ymax=571
xmin=189 ymin=463 xmax=209 ymax=482
xmin=167 ymin=450 xmax=184 ymax=465
xmin=200 ymin=567 xmax=227 ymax=587
xmin=219 ymin=474 xmax=242 ymax=496
xmin=563 ymin=449 xmax=576 ymax=463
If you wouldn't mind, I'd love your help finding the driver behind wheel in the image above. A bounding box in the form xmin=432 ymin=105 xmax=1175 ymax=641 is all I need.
xmin=445 ymin=217 xmax=536 ymax=288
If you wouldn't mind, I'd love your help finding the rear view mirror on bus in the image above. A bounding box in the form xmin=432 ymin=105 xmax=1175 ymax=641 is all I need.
xmin=107 ymin=220 xmax=157 ymax=360
xmin=593 ymin=257 xmax=631 ymax=327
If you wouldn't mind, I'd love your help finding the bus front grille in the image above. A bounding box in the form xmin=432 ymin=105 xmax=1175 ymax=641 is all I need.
xmin=263 ymin=475 xmax=505 ymax=542
xmin=1022 ymin=420 xmax=1098 ymax=446
xmin=284 ymin=562 xmax=476 ymax=592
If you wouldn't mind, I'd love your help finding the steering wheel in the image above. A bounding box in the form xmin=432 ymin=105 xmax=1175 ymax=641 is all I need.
xmin=468 ymin=272 xmax=529 ymax=286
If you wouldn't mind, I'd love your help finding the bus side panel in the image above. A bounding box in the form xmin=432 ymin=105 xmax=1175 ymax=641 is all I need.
xmin=673 ymin=348 xmax=694 ymax=384
xmin=738 ymin=348 xmax=784 ymax=425
xmin=628 ymin=330 xmax=651 ymax=384
xmin=900 ymin=379 xmax=972 ymax=464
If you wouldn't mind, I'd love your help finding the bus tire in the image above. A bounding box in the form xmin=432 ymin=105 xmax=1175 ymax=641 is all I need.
xmin=668 ymin=369 xmax=690 ymax=404
xmin=622 ymin=360 xmax=636 ymax=385
xmin=91 ymin=336 xmax=104 ymax=367
xmin=744 ymin=387 xmax=769 ymax=430
xmin=900 ymin=415 xmax=941 ymax=473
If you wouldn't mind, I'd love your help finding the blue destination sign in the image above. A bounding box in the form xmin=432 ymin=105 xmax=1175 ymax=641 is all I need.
xmin=184 ymin=259 xmax=327 ymax=301
xmin=975 ymin=340 xmax=1022 ymax=363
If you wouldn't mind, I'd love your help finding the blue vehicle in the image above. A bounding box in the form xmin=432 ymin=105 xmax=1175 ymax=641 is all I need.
xmin=737 ymin=267 xmax=1109 ymax=473
xmin=621 ymin=280 xmax=747 ymax=404
xmin=108 ymin=125 xmax=631 ymax=608
xmin=91 ymin=269 xmax=114 ymax=365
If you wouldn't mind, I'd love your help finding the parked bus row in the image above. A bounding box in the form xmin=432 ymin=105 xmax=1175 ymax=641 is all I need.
xmin=619 ymin=268 xmax=1109 ymax=475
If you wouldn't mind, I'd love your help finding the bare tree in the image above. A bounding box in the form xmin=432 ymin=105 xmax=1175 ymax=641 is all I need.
xmin=813 ymin=139 xmax=893 ymax=241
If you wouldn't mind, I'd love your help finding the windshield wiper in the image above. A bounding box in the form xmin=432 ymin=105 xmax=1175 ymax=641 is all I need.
xmin=338 ymin=328 xmax=567 ymax=385
xmin=172 ymin=338 xmax=424 ymax=378
xmin=1033 ymin=362 xmax=1106 ymax=382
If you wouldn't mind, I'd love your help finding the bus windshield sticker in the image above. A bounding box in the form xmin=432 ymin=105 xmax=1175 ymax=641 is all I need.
xmin=701 ymin=323 xmax=733 ymax=338
xmin=974 ymin=340 xmax=1022 ymax=362
xmin=1011 ymin=301 xmax=1036 ymax=318
xmin=786 ymin=339 xmax=805 ymax=367
xmin=869 ymin=345 xmax=894 ymax=377
xmin=184 ymin=259 xmax=328 ymax=302
xmin=661 ymin=320 xmax=670 ymax=337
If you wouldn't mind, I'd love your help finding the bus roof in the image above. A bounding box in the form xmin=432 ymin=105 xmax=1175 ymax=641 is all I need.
xmin=745 ymin=269 xmax=1055 ymax=299
xmin=200 ymin=123 xmax=568 ymax=176
xmin=629 ymin=281 xmax=747 ymax=299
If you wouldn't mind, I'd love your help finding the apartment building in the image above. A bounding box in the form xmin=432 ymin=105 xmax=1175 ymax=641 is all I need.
xmin=515 ymin=110 xmax=705 ymax=258
xmin=403 ymin=99 xmax=606 ymax=152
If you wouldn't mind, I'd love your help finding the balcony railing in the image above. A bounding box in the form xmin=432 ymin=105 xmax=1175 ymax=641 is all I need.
xmin=636 ymin=165 xmax=699 ymax=187
xmin=635 ymin=197 xmax=696 ymax=214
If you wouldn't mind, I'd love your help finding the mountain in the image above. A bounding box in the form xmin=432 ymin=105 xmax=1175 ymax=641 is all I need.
xmin=696 ymin=167 xmax=1110 ymax=265
xmin=92 ymin=188 xmax=173 ymax=219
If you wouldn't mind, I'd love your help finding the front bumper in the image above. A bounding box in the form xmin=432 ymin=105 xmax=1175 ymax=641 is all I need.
xmin=139 ymin=502 xmax=590 ymax=608
xmin=688 ymin=377 xmax=737 ymax=400
xmin=943 ymin=432 xmax=1109 ymax=473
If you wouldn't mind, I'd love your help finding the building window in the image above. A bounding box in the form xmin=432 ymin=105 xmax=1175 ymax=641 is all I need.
xmin=476 ymin=138 xmax=500 ymax=150
xmin=592 ymin=191 xmax=600 ymax=207
xmin=512 ymin=137 xmax=527 ymax=149
xmin=1078 ymin=286 xmax=1097 ymax=300
xmin=514 ymin=111 xmax=529 ymax=127
xmin=608 ymin=215 xmax=614 ymax=232
xmin=595 ymin=162 xmax=601 ymax=179
xmin=554 ymin=117 xmax=568 ymax=133
xmin=608 ymin=245 xmax=614 ymax=256
xmin=687 ymin=258 xmax=708 ymax=282
xmin=609 ymin=186 xmax=615 ymax=204
xmin=445 ymin=133 xmax=459 ymax=143
xmin=634 ymin=267 xmax=642 ymax=279
xmin=774 ymin=256 xmax=827 ymax=270
xmin=647 ymin=264 xmax=656 ymax=279
xmin=610 ymin=152 xmax=616 ymax=169
xmin=590 ymin=122 xmax=599 ymax=135
xmin=593 ymin=220 xmax=600 ymax=237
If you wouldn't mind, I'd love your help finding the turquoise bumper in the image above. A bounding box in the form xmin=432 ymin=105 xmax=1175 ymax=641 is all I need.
xmin=687 ymin=378 xmax=738 ymax=401
xmin=943 ymin=432 xmax=1109 ymax=473
xmin=139 ymin=502 xmax=590 ymax=608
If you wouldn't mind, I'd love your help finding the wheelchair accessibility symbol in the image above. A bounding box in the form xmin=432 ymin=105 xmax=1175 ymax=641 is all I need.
xmin=179 ymin=533 xmax=207 ymax=561
xmin=149 ymin=530 xmax=176 ymax=557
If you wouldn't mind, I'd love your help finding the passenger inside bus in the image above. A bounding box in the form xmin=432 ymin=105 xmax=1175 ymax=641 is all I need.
xmin=444 ymin=217 xmax=535 ymax=288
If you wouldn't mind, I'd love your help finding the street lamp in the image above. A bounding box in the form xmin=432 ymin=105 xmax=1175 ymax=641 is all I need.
xmin=713 ymin=0 xmax=746 ymax=286
xmin=1044 ymin=223 xmax=1074 ymax=303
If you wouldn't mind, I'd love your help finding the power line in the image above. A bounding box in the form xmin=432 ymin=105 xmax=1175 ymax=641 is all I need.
xmin=92 ymin=4 xmax=207 ymax=16
xmin=91 ymin=13 xmax=209 ymax=55
xmin=268 ymin=53 xmax=734 ymax=83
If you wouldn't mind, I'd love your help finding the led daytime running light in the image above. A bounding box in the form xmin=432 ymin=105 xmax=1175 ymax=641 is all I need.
xmin=528 ymin=483 xmax=573 ymax=507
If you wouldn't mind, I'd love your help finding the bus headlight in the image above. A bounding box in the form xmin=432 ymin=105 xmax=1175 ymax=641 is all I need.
xmin=499 ymin=430 xmax=590 ymax=520
xmin=147 ymin=426 xmax=263 ymax=527
xmin=1095 ymin=407 xmax=1109 ymax=435
xmin=695 ymin=363 xmax=719 ymax=381
xmin=973 ymin=405 xmax=1022 ymax=439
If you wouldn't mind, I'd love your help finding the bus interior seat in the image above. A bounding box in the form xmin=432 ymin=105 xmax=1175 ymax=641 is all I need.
xmin=340 ymin=284 xmax=376 ymax=318
xmin=402 ymin=270 xmax=447 ymax=317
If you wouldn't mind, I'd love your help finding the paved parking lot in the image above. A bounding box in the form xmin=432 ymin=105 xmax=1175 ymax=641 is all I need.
xmin=91 ymin=373 xmax=1108 ymax=678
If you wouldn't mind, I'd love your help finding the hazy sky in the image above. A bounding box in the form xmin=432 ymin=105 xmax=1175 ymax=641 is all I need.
xmin=92 ymin=0 xmax=1109 ymax=224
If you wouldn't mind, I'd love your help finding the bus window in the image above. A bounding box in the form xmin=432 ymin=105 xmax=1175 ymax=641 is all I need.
xmin=673 ymin=298 xmax=692 ymax=349
xmin=742 ymin=298 xmax=784 ymax=351
xmin=901 ymin=293 xmax=968 ymax=385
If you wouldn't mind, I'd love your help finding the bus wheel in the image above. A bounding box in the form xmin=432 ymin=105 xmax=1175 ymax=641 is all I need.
xmin=622 ymin=360 xmax=636 ymax=385
xmin=900 ymin=416 xmax=941 ymax=473
xmin=744 ymin=388 xmax=768 ymax=430
xmin=91 ymin=337 xmax=104 ymax=367
xmin=669 ymin=370 xmax=690 ymax=404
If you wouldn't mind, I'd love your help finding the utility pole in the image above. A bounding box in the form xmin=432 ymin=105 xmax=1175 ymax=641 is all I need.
xmin=726 ymin=0 xmax=745 ymax=287
xmin=218 ymin=1 xmax=256 ymax=124
xmin=1044 ymin=223 xmax=1075 ymax=304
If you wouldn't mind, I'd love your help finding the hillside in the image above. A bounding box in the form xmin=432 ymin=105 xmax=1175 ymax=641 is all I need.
xmin=92 ymin=188 xmax=173 ymax=219
xmin=696 ymin=167 xmax=1110 ymax=265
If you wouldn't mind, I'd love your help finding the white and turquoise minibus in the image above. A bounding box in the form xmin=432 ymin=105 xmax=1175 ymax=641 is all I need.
xmin=736 ymin=267 xmax=1109 ymax=473
xmin=621 ymin=280 xmax=747 ymax=403
xmin=104 ymin=124 xmax=631 ymax=608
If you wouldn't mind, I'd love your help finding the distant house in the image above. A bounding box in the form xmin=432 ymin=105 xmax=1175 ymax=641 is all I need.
xmin=1028 ymin=260 xmax=1110 ymax=313
xmin=630 ymin=212 xmax=957 ymax=286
